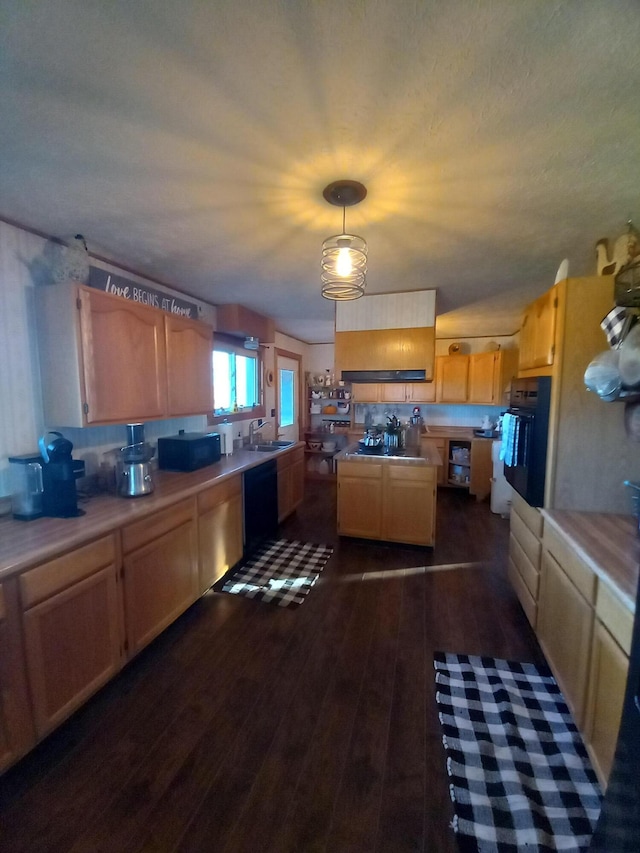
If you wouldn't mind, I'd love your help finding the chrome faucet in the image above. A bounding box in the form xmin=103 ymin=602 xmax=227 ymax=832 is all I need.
xmin=249 ymin=419 xmax=271 ymax=444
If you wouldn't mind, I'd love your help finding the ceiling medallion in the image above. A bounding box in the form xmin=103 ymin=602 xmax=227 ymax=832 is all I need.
xmin=321 ymin=180 xmax=368 ymax=301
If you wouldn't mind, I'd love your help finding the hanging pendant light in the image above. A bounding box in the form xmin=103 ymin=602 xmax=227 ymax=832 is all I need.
xmin=321 ymin=180 xmax=368 ymax=301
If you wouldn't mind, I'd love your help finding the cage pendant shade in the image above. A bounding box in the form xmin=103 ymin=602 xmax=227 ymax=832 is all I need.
xmin=321 ymin=180 xmax=368 ymax=301
xmin=321 ymin=233 xmax=367 ymax=300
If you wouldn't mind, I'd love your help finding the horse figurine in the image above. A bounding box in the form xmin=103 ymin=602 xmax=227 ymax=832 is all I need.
xmin=595 ymin=221 xmax=640 ymax=275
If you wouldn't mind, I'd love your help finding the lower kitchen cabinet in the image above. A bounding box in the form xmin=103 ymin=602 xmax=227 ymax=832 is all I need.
xmin=381 ymin=465 xmax=436 ymax=546
xmin=537 ymin=525 xmax=597 ymax=729
xmin=337 ymin=461 xmax=383 ymax=539
xmin=469 ymin=439 xmax=492 ymax=501
xmin=198 ymin=475 xmax=243 ymax=592
xmin=122 ymin=498 xmax=199 ymax=658
xmin=507 ymin=491 xmax=543 ymax=628
xmin=0 ymin=579 xmax=35 ymax=771
xmin=337 ymin=460 xmax=436 ymax=545
xmin=584 ymin=619 xmax=629 ymax=785
xmin=19 ymin=535 xmax=122 ymax=738
xmin=277 ymin=445 xmax=305 ymax=522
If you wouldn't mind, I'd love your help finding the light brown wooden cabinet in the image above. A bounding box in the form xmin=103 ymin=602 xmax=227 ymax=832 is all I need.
xmin=519 ymin=289 xmax=558 ymax=373
xmin=37 ymin=284 xmax=213 ymax=426
xmin=335 ymin=328 xmax=435 ymax=378
xmin=468 ymin=350 xmax=519 ymax=405
xmin=507 ymin=491 xmax=543 ymax=629
xmin=337 ymin=460 xmax=436 ymax=545
xmin=469 ymin=439 xmax=493 ymax=501
xmin=436 ymin=355 xmax=469 ymax=403
xmin=584 ymin=619 xmax=629 ymax=785
xmin=381 ymin=465 xmax=436 ymax=546
xmin=198 ymin=475 xmax=243 ymax=592
xmin=19 ymin=535 xmax=122 ymax=738
xmin=0 ymin=579 xmax=35 ymax=772
xmin=337 ymin=461 xmax=383 ymax=539
xmin=379 ymin=382 xmax=436 ymax=403
xmin=122 ymin=498 xmax=199 ymax=658
xmin=277 ymin=446 xmax=305 ymax=523
xmin=165 ymin=313 xmax=214 ymax=417
xmin=537 ymin=526 xmax=597 ymax=729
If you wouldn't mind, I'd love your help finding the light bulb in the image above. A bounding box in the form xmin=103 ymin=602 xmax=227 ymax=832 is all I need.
xmin=336 ymin=246 xmax=353 ymax=277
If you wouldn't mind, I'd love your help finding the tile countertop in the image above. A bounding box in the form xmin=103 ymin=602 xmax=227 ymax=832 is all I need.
xmin=542 ymin=510 xmax=640 ymax=614
xmin=334 ymin=440 xmax=443 ymax=467
xmin=0 ymin=442 xmax=305 ymax=581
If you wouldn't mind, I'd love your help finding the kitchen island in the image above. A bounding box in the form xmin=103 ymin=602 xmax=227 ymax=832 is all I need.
xmin=334 ymin=440 xmax=442 ymax=546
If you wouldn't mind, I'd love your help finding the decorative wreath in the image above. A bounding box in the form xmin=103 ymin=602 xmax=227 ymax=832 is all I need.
xmin=265 ymin=369 xmax=274 ymax=387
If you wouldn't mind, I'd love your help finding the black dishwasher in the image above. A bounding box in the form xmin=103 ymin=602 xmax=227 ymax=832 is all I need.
xmin=243 ymin=459 xmax=278 ymax=555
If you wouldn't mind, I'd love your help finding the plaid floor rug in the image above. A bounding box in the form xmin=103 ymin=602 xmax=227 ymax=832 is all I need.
xmin=434 ymin=653 xmax=602 ymax=853
xmin=219 ymin=539 xmax=333 ymax=607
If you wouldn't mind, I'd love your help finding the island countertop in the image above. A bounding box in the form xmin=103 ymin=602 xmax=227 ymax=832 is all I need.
xmin=334 ymin=440 xmax=443 ymax=467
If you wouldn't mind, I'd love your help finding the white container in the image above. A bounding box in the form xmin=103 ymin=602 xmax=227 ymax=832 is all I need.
xmin=219 ymin=422 xmax=234 ymax=456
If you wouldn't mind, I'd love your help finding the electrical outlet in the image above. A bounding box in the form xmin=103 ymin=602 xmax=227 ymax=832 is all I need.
xmin=270 ymin=408 xmax=275 ymax=417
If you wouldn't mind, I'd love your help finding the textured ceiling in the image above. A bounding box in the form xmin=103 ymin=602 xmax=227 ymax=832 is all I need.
xmin=2 ymin=0 xmax=640 ymax=343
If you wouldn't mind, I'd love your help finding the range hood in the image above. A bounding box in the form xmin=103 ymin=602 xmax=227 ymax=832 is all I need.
xmin=341 ymin=369 xmax=428 ymax=383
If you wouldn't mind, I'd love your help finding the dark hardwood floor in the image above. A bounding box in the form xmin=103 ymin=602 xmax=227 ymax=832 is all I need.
xmin=0 ymin=481 xmax=544 ymax=853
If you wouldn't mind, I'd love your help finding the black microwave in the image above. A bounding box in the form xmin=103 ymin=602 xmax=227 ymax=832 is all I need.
xmin=157 ymin=431 xmax=221 ymax=471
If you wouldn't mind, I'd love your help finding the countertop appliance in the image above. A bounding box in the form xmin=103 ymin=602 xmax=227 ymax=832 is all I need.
xmin=589 ymin=574 xmax=640 ymax=851
xmin=116 ymin=423 xmax=155 ymax=498
xmin=8 ymin=453 xmax=43 ymax=520
xmin=243 ymin=458 xmax=278 ymax=555
xmin=503 ymin=376 xmax=552 ymax=508
xmin=157 ymin=430 xmax=221 ymax=471
xmin=38 ymin=431 xmax=85 ymax=517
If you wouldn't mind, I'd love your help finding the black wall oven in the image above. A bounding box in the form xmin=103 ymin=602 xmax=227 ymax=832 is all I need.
xmin=503 ymin=376 xmax=552 ymax=508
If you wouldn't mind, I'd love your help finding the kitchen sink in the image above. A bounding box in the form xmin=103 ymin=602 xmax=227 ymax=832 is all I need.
xmin=246 ymin=440 xmax=296 ymax=452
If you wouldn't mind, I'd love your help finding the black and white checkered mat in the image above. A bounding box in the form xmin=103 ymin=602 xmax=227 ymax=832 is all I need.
xmin=219 ymin=539 xmax=333 ymax=607
xmin=434 ymin=653 xmax=602 ymax=853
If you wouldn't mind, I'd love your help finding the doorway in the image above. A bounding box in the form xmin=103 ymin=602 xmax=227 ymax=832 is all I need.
xmin=275 ymin=349 xmax=301 ymax=443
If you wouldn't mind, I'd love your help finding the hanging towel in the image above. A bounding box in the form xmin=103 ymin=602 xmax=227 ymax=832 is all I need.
xmin=500 ymin=412 xmax=519 ymax=467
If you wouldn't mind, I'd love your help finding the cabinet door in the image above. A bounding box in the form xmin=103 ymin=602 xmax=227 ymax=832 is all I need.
xmin=337 ymin=463 xmax=382 ymax=539
xmin=584 ymin=621 xmax=629 ymax=786
xmin=537 ymin=550 xmax=594 ymax=727
xmin=468 ymin=352 xmax=497 ymax=404
xmin=382 ymin=466 xmax=436 ymax=546
xmin=22 ymin=563 xmax=122 ymax=738
xmin=198 ymin=477 xmax=243 ymax=591
xmin=165 ymin=315 xmax=214 ymax=416
xmin=436 ymin=356 xmax=469 ymax=402
xmin=519 ymin=289 xmax=557 ymax=371
xmin=407 ymin=381 xmax=436 ymax=403
xmin=0 ymin=580 xmax=35 ymax=771
xmin=123 ymin=514 xmax=199 ymax=657
xmin=380 ymin=383 xmax=407 ymax=403
xmin=351 ymin=382 xmax=380 ymax=402
xmin=469 ymin=439 xmax=492 ymax=500
xmin=79 ymin=287 xmax=167 ymax=423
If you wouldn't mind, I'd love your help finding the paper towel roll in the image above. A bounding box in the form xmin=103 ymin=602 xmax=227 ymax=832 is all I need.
xmin=219 ymin=422 xmax=234 ymax=455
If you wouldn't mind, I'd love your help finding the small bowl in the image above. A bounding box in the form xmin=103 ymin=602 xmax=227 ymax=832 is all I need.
xmin=322 ymin=441 xmax=337 ymax=452
xmin=308 ymin=440 xmax=322 ymax=451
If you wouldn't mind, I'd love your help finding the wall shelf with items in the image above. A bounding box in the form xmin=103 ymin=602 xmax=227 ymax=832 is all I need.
xmin=304 ymin=430 xmax=346 ymax=480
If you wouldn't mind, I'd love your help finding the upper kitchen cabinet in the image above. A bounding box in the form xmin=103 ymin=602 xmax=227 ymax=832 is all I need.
xmin=334 ymin=291 xmax=436 ymax=380
xmin=518 ymin=288 xmax=558 ymax=373
xmin=436 ymin=355 xmax=469 ymax=403
xmin=468 ymin=349 xmax=519 ymax=405
xmin=164 ymin=314 xmax=214 ymax=416
xmin=36 ymin=284 xmax=213 ymax=426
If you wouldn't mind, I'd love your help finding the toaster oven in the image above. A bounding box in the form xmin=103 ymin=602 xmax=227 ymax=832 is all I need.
xmin=157 ymin=431 xmax=221 ymax=471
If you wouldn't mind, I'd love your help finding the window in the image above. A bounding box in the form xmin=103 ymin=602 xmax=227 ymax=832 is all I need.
xmin=279 ymin=368 xmax=295 ymax=427
xmin=213 ymin=341 xmax=260 ymax=415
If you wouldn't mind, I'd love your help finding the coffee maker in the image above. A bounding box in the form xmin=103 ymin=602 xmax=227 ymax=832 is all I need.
xmin=38 ymin=431 xmax=85 ymax=518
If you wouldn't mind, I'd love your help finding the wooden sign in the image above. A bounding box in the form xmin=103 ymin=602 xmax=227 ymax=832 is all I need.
xmin=87 ymin=266 xmax=199 ymax=319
